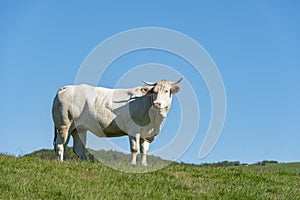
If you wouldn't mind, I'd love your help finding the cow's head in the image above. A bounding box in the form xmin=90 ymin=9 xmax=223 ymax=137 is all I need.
xmin=141 ymin=78 xmax=183 ymax=118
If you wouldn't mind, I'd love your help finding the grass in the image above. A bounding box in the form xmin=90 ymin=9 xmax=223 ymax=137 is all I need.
xmin=0 ymin=150 xmax=300 ymax=199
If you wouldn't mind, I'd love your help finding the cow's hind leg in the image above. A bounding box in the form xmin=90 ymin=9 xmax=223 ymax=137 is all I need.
xmin=55 ymin=125 xmax=70 ymax=161
xmin=72 ymin=128 xmax=87 ymax=160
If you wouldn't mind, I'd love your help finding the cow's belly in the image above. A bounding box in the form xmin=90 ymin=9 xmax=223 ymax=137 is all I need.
xmin=74 ymin=114 xmax=128 ymax=138
xmin=90 ymin=127 xmax=128 ymax=138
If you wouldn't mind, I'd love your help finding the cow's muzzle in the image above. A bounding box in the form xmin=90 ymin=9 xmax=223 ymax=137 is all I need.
xmin=153 ymin=101 xmax=161 ymax=108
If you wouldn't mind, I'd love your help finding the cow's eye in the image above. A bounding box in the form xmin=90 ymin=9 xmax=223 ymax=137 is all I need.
xmin=165 ymin=90 xmax=168 ymax=93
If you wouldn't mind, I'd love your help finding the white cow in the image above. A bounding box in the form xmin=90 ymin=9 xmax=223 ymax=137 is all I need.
xmin=52 ymin=78 xmax=182 ymax=166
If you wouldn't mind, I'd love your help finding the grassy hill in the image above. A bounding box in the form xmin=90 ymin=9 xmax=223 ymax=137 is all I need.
xmin=1 ymin=149 xmax=300 ymax=199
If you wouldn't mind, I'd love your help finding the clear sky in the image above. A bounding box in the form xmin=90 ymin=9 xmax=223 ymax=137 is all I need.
xmin=1 ymin=1 xmax=299 ymax=164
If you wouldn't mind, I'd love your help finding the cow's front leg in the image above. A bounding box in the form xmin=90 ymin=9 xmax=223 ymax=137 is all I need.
xmin=141 ymin=139 xmax=150 ymax=166
xmin=129 ymin=134 xmax=140 ymax=165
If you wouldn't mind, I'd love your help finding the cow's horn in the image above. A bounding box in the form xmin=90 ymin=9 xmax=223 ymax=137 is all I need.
xmin=141 ymin=80 xmax=156 ymax=86
xmin=171 ymin=77 xmax=183 ymax=85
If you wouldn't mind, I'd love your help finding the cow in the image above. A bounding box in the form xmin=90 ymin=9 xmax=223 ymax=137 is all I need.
xmin=52 ymin=78 xmax=182 ymax=166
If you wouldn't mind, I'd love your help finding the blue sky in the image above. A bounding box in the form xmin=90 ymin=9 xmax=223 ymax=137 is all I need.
xmin=1 ymin=1 xmax=299 ymax=164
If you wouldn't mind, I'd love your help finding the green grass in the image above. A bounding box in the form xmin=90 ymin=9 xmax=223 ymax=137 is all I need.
xmin=0 ymin=150 xmax=300 ymax=199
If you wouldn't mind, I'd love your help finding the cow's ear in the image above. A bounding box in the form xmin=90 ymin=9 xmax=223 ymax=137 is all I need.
xmin=170 ymin=85 xmax=180 ymax=94
xmin=141 ymin=87 xmax=154 ymax=95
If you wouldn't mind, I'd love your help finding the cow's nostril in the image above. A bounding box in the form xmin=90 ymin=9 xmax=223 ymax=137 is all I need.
xmin=153 ymin=102 xmax=161 ymax=107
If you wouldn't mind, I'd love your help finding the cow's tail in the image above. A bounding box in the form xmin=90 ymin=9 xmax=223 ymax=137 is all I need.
xmin=53 ymin=126 xmax=58 ymax=153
